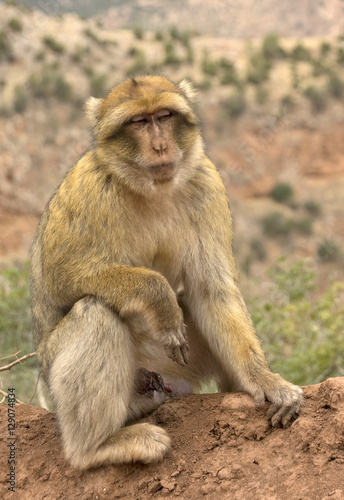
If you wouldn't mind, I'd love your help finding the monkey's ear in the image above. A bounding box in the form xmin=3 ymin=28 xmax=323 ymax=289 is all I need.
xmin=85 ymin=97 xmax=103 ymax=127
xmin=178 ymin=79 xmax=198 ymax=103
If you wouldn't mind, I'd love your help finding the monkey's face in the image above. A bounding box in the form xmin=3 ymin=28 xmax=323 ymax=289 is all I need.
xmin=86 ymin=76 xmax=203 ymax=191
xmin=120 ymin=109 xmax=186 ymax=183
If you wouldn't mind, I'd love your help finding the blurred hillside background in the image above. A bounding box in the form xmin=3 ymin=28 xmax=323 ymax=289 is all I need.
xmin=0 ymin=0 xmax=343 ymax=406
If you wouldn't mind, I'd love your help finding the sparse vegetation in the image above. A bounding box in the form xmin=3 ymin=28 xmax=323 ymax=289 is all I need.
xmin=0 ymin=30 xmax=13 ymax=62
xmin=320 ymin=41 xmax=331 ymax=58
xmin=8 ymin=17 xmax=22 ymax=32
xmin=280 ymin=94 xmax=294 ymax=111
xmin=89 ymin=73 xmax=107 ymax=97
xmin=250 ymin=237 xmax=267 ymax=261
xmin=13 ymin=84 xmax=28 ymax=113
xmin=246 ymin=52 xmax=270 ymax=84
xmin=262 ymin=211 xmax=293 ymax=237
xmin=291 ymin=42 xmax=311 ymax=61
xmin=270 ymin=182 xmax=294 ymax=204
xmin=327 ymin=73 xmax=344 ymax=98
xmin=317 ymin=239 xmax=340 ymax=262
xmin=255 ymin=85 xmax=269 ymax=105
xmin=43 ymin=35 xmax=65 ymax=54
xmin=292 ymin=217 xmax=313 ymax=236
xmin=164 ymin=42 xmax=181 ymax=66
xmin=304 ymin=85 xmax=327 ymax=113
xmin=304 ymin=200 xmax=321 ymax=217
xmin=262 ymin=33 xmax=285 ymax=60
xmin=0 ymin=263 xmax=38 ymax=404
xmin=250 ymin=259 xmax=344 ymax=385
xmin=201 ymin=51 xmax=218 ymax=76
xmin=126 ymin=49 xmax=147 ymax=76
xmin=224 ymin=91 xmax=246 ymax=118
xmin=133 ymin=27 xmax=144 ymax=40
xmin=54 ymin=75 xmax=72 ymax=101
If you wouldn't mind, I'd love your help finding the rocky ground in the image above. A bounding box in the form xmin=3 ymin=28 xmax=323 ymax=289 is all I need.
xmin=1 ymin=377 xmax=344 ymax=500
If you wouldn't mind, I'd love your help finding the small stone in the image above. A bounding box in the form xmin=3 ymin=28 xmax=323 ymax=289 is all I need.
xmin=218 ymin=467 xmax=231 ymax=480
xmin=161 ymin=480 xmax=176 ymax=492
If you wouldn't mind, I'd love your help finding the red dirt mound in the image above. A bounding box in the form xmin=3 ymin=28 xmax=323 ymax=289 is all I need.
xmin=1 ymin=378 xmax=344 ymax=500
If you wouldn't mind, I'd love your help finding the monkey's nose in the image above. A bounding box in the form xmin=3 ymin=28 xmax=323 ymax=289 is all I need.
xmin=152 ymin=142 xmax=168 ymax=155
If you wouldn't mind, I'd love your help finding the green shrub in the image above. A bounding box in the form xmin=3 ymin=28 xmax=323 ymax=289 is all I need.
xmin=250 ymin=238 xmax=267 ymax=261
xmin=224 ymin=92 xmax=246 ymax=118
xmin=304 ymin=85 xmax=327 ymax=113
xmin=249 ymin=259 xmax=344 ymax=385
xmin=262 ymin=211 xmax=293 ymax=237
xmin=0 ymin=263 xmax=38 ymax=404
xmin=246 ymin=52 xmax=271 ymax=84
xmin=317 ymin=239 xmax=340 ymax=262
xmin=292 ymin=217 xmax=313 ymax=235
xmin=54 ymin=75 xmax=72 ymax=101
xmin=255 ymin=85 xmax=269 ymax=105
xmin=311 ymin=58 xmax=329 ymax=77
xmin=126 ymin=49 xmax=147 ymax=76
xmin=219 ymin=59 xmax=237 ymax=85
xmin=186 ymin=45 xmax=194 ymax=64
xmin=320 ymin=41 xmax=331 ymax=57
xmin=197 ymin=78 xmax=212 ymax=90
xmin=201 ymin=53 xmax=218 ymax=76
xmin=155 ymin=30 xmax=164 ymax=42
xmin=164 ymin=42 xmax=181 ymax=66
xmin=327 ymin=73 xmax=344 ymax=98
xmin=291 ymin=43 xmax=311 ymax=61
xmin=0 ymin=30 xmax=13 ymax=62
xmin=89 ymin=73 xmax=107 ymax=97
xmin=43 ymin=35 xmax=65 ymax=54
xmin=280 ymin=94 xmax=294 ymax=111
xmin=270 ymin=182 xmax=294 ymax=204
xmin=337 ymin=46 xmax=344 ymax=65
xmin=262 ymin=33 xmax=285 ymax=59
xmin=290 ymin=60 xmax=300 ymax=89
xmin=28 ymin=67 xmax=54 ymax=98
xmin=8 ymin=17 xmax=22 ymax=32
xmin=133 ymin=27 xmax=144 ymax=40
xmin=35 ymin=49 xmax=45 ymax=61
xmin=13 ymin=85 xmax=28 ymax=113
xmin=304 ymin=200 xmax=321 ymax=216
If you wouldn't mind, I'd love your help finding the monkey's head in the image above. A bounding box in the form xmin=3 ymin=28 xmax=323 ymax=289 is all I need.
xmin=86 ymin=76 xmax=204 ymax=195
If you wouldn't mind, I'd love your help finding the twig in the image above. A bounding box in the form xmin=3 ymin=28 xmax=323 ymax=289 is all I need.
xmin=0 ymin=352 xmax=36 ymax=372
xmin=0 ymin=388 xmax=23 ymax=404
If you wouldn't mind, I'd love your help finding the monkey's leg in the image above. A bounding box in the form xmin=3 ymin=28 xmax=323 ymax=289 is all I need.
xmin=48 ymin=296 xmax=170 ymax=469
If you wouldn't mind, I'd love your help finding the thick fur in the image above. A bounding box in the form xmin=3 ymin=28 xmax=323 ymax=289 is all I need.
xmin=31 ymin=75 xmax=303 ymax=470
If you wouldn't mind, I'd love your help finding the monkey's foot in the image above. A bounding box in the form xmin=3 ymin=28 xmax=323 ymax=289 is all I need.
xmin=134 ymin=368 xmax=170 ymax=397
xmin=109 ymin=423 xmax=171 ymax=464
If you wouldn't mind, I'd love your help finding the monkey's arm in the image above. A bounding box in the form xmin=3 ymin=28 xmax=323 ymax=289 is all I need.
xmin=184 ymin=266 xmax=303 ymax=426
xmin=48 ymin=264 xmax=188 ymax=366
xmin=183 ymin=169 xmax=303 ymax=426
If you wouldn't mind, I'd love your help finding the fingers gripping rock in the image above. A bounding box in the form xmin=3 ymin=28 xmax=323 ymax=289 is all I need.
xmin=266 ymin=381 xmax=304 ymax=427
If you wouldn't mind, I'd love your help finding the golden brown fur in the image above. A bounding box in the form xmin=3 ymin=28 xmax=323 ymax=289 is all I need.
xmin=30 ymin=75 xmax=303 ymax=470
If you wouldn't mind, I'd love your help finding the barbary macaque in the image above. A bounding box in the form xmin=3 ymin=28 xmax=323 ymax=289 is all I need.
xmin=30 ymin=75 xmax=303 ymax=469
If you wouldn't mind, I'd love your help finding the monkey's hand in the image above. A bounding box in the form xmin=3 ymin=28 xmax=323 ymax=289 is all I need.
xmin=253 ymin=373 xmax=304 ymax=427
xmin=161 ymin=323 xmax=189 ymax=366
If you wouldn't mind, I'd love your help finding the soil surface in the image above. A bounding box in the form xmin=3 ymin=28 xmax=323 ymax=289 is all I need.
xmin=1 ymin=378 xmax=344 ymax=500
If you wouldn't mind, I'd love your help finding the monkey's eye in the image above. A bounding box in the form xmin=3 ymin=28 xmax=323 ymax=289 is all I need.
xmin=131 ymin=115 xmax=150 ymax=125
xmin=156 ymin=109 xmax=172 ymax=121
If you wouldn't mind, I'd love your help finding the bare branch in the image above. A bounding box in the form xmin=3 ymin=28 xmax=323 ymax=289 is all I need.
xmin=0 ymin=388 xmax=23 ymax=404
xmin=0 ymin=352 xmax=36 ymax=372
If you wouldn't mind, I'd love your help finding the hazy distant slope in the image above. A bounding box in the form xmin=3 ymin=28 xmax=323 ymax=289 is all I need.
xmin=4 ymin=0 xmax=344 ymax=37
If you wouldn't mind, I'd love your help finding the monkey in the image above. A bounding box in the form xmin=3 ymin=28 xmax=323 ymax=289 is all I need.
xmin=30 ymin=75 xmax=303 ymax=470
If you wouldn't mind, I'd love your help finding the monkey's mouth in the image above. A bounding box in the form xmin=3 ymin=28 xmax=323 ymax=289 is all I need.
xmin=148 ymin=162 xmax=176 ymax=181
